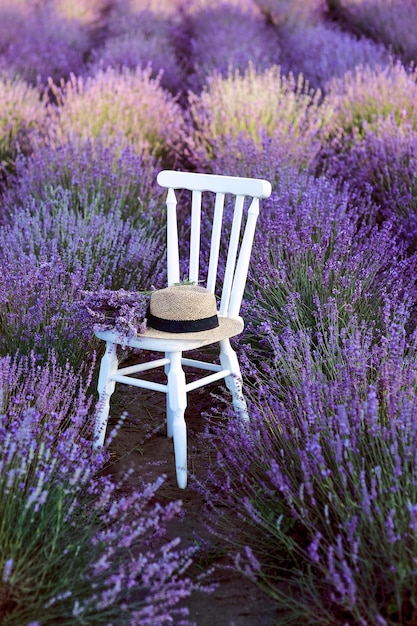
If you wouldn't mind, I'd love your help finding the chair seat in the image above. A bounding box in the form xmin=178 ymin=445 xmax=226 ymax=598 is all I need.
xmin=95 ymin=315 xmax=244 ymax=352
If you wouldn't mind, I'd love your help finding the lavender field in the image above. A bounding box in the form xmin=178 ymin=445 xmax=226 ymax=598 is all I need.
xmin=1 ymin=0 xmax=417 ymax=624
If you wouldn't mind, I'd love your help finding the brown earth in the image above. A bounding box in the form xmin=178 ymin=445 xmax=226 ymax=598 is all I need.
xmin=104 ymin=355 xmax=280 ymax=626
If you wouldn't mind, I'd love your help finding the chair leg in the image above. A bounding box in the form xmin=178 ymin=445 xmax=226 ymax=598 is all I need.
xmin=94 ymin=341 xmax=118 ymax=448
xmin=219 ymin=338 xmax=249 ymax=421
xmin=166 ymin=351 xmax=187 ymax=488
xmin=165 ymin=357 xmax=174 ymax=439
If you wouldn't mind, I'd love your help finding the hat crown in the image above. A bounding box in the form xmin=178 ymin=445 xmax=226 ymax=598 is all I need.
xmin=149 ymin=284 xmax=217 ymax=322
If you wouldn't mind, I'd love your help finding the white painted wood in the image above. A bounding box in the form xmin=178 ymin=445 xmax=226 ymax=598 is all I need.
xmin=166 ymin=187 xmax=180 ymax=285
xmin=157 ymin=170 xmax=271 ymax=198
xmin=111 ymin=375 xmax=167 ymax=393
xmin=220 ymin=195 xmax=244 ymax=315
xmin=96 ymin=327 xmax=244 ymax=352
xmin=219 ymin=338 xmax=249 ymax=420
xmin=117 ymin=358 xmax=170 ymax=376
xmin=94 ymin=342 xmax=119 ymax=447
xmin=206 ymin=192 xmax=225 ymax=293
xmin=189 ymin=190 xmax=202 ymax=283
xmin=185 ymin=369 xmax=231 ymax=393
xmin=181 ymin=358 xmax=222 ymax=372
xmin=94 ymin=170 xmax=271 ymax=488
xmin=228 ymin=197 xmax=260 ymax=318
xmin=165 ymin=358 xmax=174 ymax=438
xmin=166 ymin=352 xmax=187 ymax=488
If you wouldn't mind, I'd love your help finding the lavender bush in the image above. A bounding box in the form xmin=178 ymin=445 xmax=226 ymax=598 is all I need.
xmin=320 ymin=116 xmax=417 ymax=248
xmin=316 ymin=61 xmax=417 ymax=237
xmin=0 ymin=2 xmax=91 ymax=86
xmin=1 ymin=190 xmax=163 ymax=287
xmin=187 ymin=64 xmax=333 ymax=170
xmin=0 ymin=192 xmax=164 ymax=365
xmin=254 ymin=0 xmax=326 ymax=26
xmin=0 ymin=2 xmax=32 ymax=55
xmin=0 ymin=74 xmax=48 ymax=183
xmin=53 ymin=0 xmax=107 ymax=25
xmin=323 ymin=60 xmax=417 ymax=141
xmin=88 ymin=5 xmax=184 ymax=94
xmin=314 ymin=61 xmax=417 ymax=208
xmin=202 ymin=297 xmax=417 ymax=624
xmin=196 ymin=167 xmax=417 ymax=623
xmin=327 ymin=0 xmax=417 ymax=66
xmin=242 ymin=169 xmax=417 ymax=352
xmin=276 ymin=21 xmax=390 ymax=91
xmin=3 ymin=137 xmax=165 ymax=227
xmin=48 ymin=66 xmax=185 ymax=166
xmin=178 ymin=0 xmax=281 ymax=94
xmin=108 ymin=0 xmax=183 ymax=19
xmin=205 ymin=132 xmax=314 ymax=183
xmin=0 ymin=353 xmax=200 ymax=625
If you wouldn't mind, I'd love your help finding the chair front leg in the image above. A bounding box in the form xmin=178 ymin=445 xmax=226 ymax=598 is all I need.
xmin=166 ymin=351 xmax=187 ymax=488
xmin=94 ymin=341 xmax=119 ymax=448
xmin=219 ymin=338 xmax=249 ymax=421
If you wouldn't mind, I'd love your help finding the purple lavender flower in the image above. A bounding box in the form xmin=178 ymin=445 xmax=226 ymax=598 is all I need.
xmin=277 ymin=21 xmax=390 ymax=90
xmin=48 ymin=66 xmax=186 ymax=166
xmin=254 ymin=0 xmax=325 ymax=26
xmin=0 ymin=353 xmax=203 ymax=624
xmin=0 ymin=191 xmax=164 ymax=366
xmin=319 ymin=115 xmax=417 ymax=249
xmin=198 ymin=198 xmax=417 ymax=623
xmin=81 ymin=288 xmax=150 ymax=340
xmin=3 ymin=136 xmax=165 ymax=227
xmin=202 ymin=307 xmax=417 ymax=620
xmin=180 ymin=0 xmax=281 ymax=94
xmin=240 ymin=168 xmax=417 ymax=350
xmin=0 ymin=3 xmax=29 ymax=54
xmin=328 ymin=0 xmax=417 ymax=66
xmin=187 ymin=63 xmax=332 ymax=171
xmin=323 ymin=60 xmax=417 ymax=141
xmin=88 ymin=4 xmax=184 ymax=94
xmin=0 ymin=73 xmax=48 ymax=185
xmin=0 ymin=3 xmax=91 ymax=85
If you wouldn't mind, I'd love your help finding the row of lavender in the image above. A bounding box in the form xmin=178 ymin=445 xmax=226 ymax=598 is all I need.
xmin=1 ymin=0 xmax=416 ymax=93
xmin=1 ymin=0 xmax=417 ymax=624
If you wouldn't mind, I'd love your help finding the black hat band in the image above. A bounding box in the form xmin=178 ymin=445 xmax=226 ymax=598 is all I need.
xmin=147 ymin=310 xmax=219 ymax=333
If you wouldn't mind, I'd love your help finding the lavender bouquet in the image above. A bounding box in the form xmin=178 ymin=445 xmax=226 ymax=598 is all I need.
xmin=81 ymin=288 xmax=150 ymax=340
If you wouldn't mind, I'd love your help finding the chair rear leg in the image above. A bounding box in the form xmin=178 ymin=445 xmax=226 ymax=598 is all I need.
xmin=166 ymin=351 xmax=187 ymax=488
xmin=219 ymin=338 xmax=249 ymax=421
xmin=165 ymin=357 xmax=174 ymax=438
xmin=94 ymin=342 xmax=118 ymax=448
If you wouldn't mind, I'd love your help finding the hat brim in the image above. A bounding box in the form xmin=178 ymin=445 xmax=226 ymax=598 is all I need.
xmin=95 ymin=316 xmax=244 ymax=351
xmin=143 ymin=315 xmax=243 ymax=343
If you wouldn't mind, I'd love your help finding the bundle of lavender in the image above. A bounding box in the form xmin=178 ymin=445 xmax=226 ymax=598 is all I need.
xmin=81 ymin=289 xmax=150 ymax=340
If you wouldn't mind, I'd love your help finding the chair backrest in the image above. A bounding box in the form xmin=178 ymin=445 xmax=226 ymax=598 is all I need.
xmin=157 ymin=170 xmax=272 ymax=318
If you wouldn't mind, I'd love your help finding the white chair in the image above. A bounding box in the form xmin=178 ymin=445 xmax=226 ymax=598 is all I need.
xmin=94 ymin=170 xmax=272 ymax=488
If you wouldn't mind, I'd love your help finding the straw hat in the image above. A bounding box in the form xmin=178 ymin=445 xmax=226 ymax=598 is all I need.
xmin=145 ymin=284 xmax=243 ymax=341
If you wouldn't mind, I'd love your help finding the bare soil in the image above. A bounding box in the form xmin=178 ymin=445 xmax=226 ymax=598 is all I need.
xmin=104 ymin=356 xmax=280 ymax=626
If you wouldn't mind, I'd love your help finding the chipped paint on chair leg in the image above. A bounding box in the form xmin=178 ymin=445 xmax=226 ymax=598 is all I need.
xmin=165 ymin=357 xmax=174 ymax=438
xmin=166 ymin=351 xmax=187 ymax=488
xmin=219 ymin=338 xmax=249 ymax=421
xmin=94 ymin=342 xmax=118 ymax=448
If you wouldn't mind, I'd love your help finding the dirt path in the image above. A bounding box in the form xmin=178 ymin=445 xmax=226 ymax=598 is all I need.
xmin=104 ymin=367 xmax=279 ymax=626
